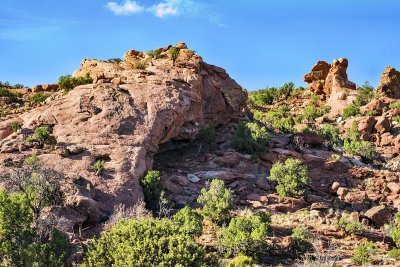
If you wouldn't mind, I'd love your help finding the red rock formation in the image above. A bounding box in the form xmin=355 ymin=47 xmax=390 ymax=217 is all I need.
xmin=377 ymin=66 xmax=400 ymax=99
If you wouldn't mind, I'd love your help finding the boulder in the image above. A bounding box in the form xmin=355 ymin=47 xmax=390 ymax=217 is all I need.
xmin=377 ymin=66 xmax=400 ymax=99
xmin=374 ymin=116 xmax=391 ymax=134
xmin=364 ymin=205 xmax=391 ymax=227
xmin=387 ymin=182 xmax=400 ymax=194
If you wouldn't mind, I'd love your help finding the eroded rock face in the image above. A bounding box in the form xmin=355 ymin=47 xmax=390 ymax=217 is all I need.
xmin=0 ymin=42 xmax=247 ymax=221
xmin=377 ymin=67 xmax=400 ymax=99
xmin=304 ymin=58 xmax=358 ymax=116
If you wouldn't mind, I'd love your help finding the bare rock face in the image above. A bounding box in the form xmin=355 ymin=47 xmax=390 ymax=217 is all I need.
xmin=377 ymin=67 xmax=400 ymax=99
xmin=304 ymin=58 xmax=358 ymax=116
xmin=0 ymin=42 xmax=247 ymax=222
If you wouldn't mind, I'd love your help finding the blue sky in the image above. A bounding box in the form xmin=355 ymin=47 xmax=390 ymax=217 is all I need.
xmin=0 ymin=0 xmax=399 ymax=90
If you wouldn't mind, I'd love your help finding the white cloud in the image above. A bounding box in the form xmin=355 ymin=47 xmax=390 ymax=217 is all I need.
xmin=150 ymin=0 xmax=179 ymax=18
xmin=105 ymin=0 xmax=226 ymax=26
xmin=106 ymin=0 xmax=144 ymax=16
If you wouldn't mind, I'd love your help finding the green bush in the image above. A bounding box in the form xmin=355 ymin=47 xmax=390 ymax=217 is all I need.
xmin=320 ymin=124 xmax=341 ymax=147
xmin=218 ymin=211 xmax=270 ymax=258
xmin=0 ymin=87 xmax=19 ymax=97
xmin=263 ymin=105 xmax=295 ymax=133
xmin=197 ymin=179 xmax=232 ymax=224
xmin=82 ymin=217 xmax=208 ymax=267
xmin=0 ymin=190 xmax=69 ymax=266
xmin=196 ymin=125 xmax=216 ymax=153
xmin=140 ymin=170 xmax=163 ymax=212
xmin=10 ymin=121 xmax=22 ymax=132
xmin=343 ymin=140 xmax=378 ymax=160
xmin=342 ymin=103 xmax=360 ymax=119
xmin=249 ymin=88 xmax=276 ymax=106
xmin=389 ymin=248 xmax=400 ymax=259
xmin=26 ymin=127 xmax=56 ymax=146
xmin=172 ymin=206 xmax=203 ymax=236
xmin=268 ymin=158 xmax=309 ymax=198
xmin=389 ymin=101 xmax=400 ymax=110
xmin=337 ymin=214 xmax=364 ymax=235
xmin=107 ymin=58 xmax=122 ymax=63
xmin=0 ymin=107 xmax=10 ymax=118
xmin=169 ymin=47 xmax=180 ymax=64
xmin=394 ymin=116 xmax=400 ymax=123
xmin=58 ymin=73 xmax=93 ymax=92
xmin=233 ymin=122 xmax=269 ymax=155
xmin=291 ymin=227 xmax=313 ymax=255
xmin=300 ymin=105 xmax=330 ymax=123
xmin=132 ymin=60 xmax=147 ymax=70
xmin=92 ymin=159 xmax=105 ymax=176
xmin=29 ymin=92 xmax=49 ymax=104
xmin=388 ymin=213 xmax=400 ymax=247
xmin=227 ymin=255 xmax=253 ymax=267
xmin=352 ymin=241 xmax=377 ymax=265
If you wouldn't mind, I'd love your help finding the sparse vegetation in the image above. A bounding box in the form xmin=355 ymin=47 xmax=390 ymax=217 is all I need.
xmin=82 ymin=217 xmax=209 ymax=267
xmin=258 ymin=105 xmax=295 ymax=133
xmin=10 ymin=121 xmax=22 ymax=132
xmin=196 ymin=125 xmax=216 ymax=153
xmin=227 ymin=255 xmax=253 ymax=267
xmin=218 ymin=211 xmax=270 ymax=259
xmin=343 ymin=122 xmax=378 ymax=161
xmin=233 ymin=122 xmax=269 ymax=155
xmin=140 ymin=170 xmax=163 ymax=212
xmin=197 ymin=179 xmax=232 ymax=224
xmin=291 ymin=226 xmax=313 ymax=255
xmin=29 ymin=92 xmax=49 ymax=104
xmin=26 ymin=126 xmax=57 ymax=147
xmin=172 ymin=207 xmax=203 ymax=236
xmin=389 ymin=100 xmax=400 ymax=110
xmin=92 ymin=159 xmax=105 ymax=175
xmin=107 ymin=58 xmax=122 ymax=63
xmin=58 ymin=73 xmax=93 ymax=92
xmin=132 ymin=60 xmax=147 ymax=70
xmin=337 ymin=214 xmax=364 ymax=235
xmin=169 ymin=47 xmax=180 ymax=64
xmin=343 ymin=81 xmax=375 ymax=118
xmin=320 ymin=124 xmax=341 ymax=148
xmin=268 ymin=158 xmax=309 ymax=198
xmin=352 ymin=241 xmax=377 ymax=265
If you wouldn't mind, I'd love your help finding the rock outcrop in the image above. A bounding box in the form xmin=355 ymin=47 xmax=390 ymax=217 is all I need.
xmin=0 ymin=43 xmax=247 ymax=222
xmin=304 ymin=58 xmax=358 ymax=116
xmin=377 ymin=66 xmax=400 ymax=99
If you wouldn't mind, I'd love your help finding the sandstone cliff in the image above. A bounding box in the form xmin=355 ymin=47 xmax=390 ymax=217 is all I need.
xmin=0 ymin=43 xmax=247 ymax=223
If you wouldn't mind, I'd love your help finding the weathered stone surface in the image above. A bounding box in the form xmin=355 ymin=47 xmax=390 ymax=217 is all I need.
xmin=374 ymin=116 xmax=391 ymax=134
xmin=377 ymin=66 xmax=400 ymax=99
xmin=0 ymin=43 xmax=247 ymax=219
xmin=304 ymin=58 xmax=358 ymax=116
xmin=364 ymin=205 xmax=391 ymax=227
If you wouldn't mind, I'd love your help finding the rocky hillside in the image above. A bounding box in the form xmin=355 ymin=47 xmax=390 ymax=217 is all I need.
xmin=0 ymin=45 xmax=399 ymax=266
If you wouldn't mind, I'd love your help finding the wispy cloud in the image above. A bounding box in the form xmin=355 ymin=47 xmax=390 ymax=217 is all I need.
xmin=106 ymin=1 xmax=144 ymax=16
xmin=105 ymin=0 xmax=226 ymax=26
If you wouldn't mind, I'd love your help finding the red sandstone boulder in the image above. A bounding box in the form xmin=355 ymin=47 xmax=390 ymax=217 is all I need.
xmin=377 ymin=67 xmax=400 ymax=99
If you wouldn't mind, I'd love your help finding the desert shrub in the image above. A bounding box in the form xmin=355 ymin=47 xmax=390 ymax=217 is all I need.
xmin=337 ymin=214 xmax=364 ymax=235
xmin=393 ymin=116 xmax=400 ymax=123
xmin=291 ymin=227 xmax=313 ymax=255
xmin=107 ymin=58 xmax=122 ymax=63
xmin=0 ymin=190 xmax=69 ymax=266
xmin=320 ymin=124 xmax=341 ymax=147
xmin=389 ymin=248 xmax=400 ymax=259
xmin=92 ymin=159 xmax=105 ymax=175
xmin=10 ymin=121 xmax=22 ymax=132
xmin=343 ymin=139 xmax=378 ymax=160
xmin=268 ymin=158 xmax=309 ymax=198
xmin=343 ymin=82 xmax=375 ymax=119
xmin=172 ymin=206 xmax=203 ymax=236
xmin=263 ymin=105 xmax=295 ymax=133
xmin=169 ymin=47 xmax=180 ymax=64
xmin=82 ymin=217 xmax=208 ymax=267
xmin=390 ymin=101 xmax=400 ymax=110
xmin=29 ymin=92 xmax=49 ymax=104
xmin=343 ymin=123 xmax=378 ymax=161
xmin=277 ymin=82 xmax=295 ymax=100
xmin=132 ymin=60 xmax=146 ymax=70
xmin=218 ymin=211 xmax=271 ymax=258
xmin=0 ymin=87 xmax=17 ymax=97
xmin=233 ymin=122 xmax=269 ymax=155
xmin=0 ymin=107 xmax=10 ymax=118
xmin=352 ymin=241 xmax=377 ymax=265
xmin=140 ymin=170 xmax=163 ymax=212
xmin=196 ymin=125 xmax=216 ymax=153
xmin=26 ymin=126 xmax=56 ymax=146
xmin=387 ymin=213 xmax=400 ymax=247
xmin=342 ymin=103 xmax=360 ymax=119
xmin=197 ymin=179 xmax=232 ymax=224
xmin=249 ymin=88 xmax=276 ymax=106
xmin=227 ymin=255 xmax=253 ymax=267
xmin=105 ymin=201 xmax=151 ymax=230
xmin=58 ymin=73 xmax=93 ymax=92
